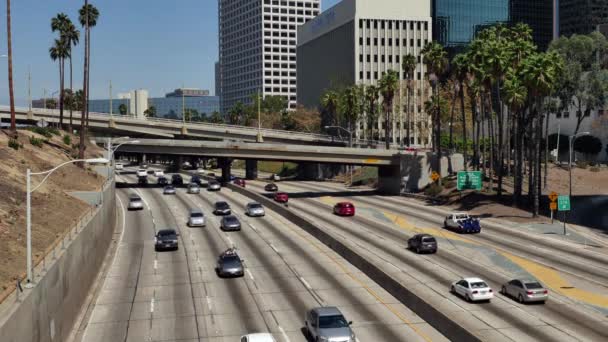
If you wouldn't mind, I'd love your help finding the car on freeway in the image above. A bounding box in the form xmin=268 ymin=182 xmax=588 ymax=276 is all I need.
xmin=234 ymin=178 xmax=246 ymax=187
xmin=208 ymin=180 xmax=221 ymax=191
xmin=136 ymin=168 xmax=147 ymax=177
xmin=229 ymin=175 xmax=236 ymax=181
xmin=163 ymin=185 xmax=177 ymax=195
xmin=187 ymin=183 xmax=201 ymax=194
xmin=444 ymin=213 xmax=481 ymax=233
xmin=333 ymin=202 xmax=355 ymax=216
xmin=239 ymin=333 xmax=277 ymax=342
xmin=274 ymin=192 xmax=289 ymax=203
xmin=407 ymin=234 xmax=438 ymax=254
xmin=127 ymin=194 xmax=144 ymax=210
xmin=154 ymin=229 xmax=179 ymax=251
xmin=137 ymin=176 xmax=148 ymax=186
xmin=216 ymin=248 xmax=244 ymax=277
xmin=501 ymin=279 xmax=548 ymax=303
xmin=220 ymin=215 xmax=242 ymax=231
xmin=214 ymin=201 xmax=231 ymax=215
xmin=154 ymin=170 xmax=164 ymax=177
xmin=264 ymin=183 xmax=278 ymax=192
xmin=451 ymin=277 xmax=494 ymax=302
xmin=196 ymin=168 xmax=206 ymax=175
xmin=171 ymin=174 xmax=184 ymax=186
xmin=141 ymin=163 xmax=148 ymax=169
xmin=187 ymin=208 xmax=206 ymax=227
xmin=115 ymin=163 xmax=124 ymax=170
xmin=305 ymin=307 xmax=355 ymax=342
xmin=246 ymin=202 xmax=265 ymax=217
xmin=191 ymin=174 xmax=202 ymax=185
xmin=157 ymin=176 xmax=168 ymax=186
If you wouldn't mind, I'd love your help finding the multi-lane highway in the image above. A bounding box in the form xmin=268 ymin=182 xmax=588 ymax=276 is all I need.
xmin=237 ymin=176 xmax=608 ymax=342
xmin=77 ymin=167 xmax=449 ymax=342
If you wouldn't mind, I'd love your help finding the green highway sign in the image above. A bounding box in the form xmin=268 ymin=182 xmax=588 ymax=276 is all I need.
xmin=457 ymin=171 xmax=482 ymax=191
xmin=557 ymin=195 xmax=571 ymax=211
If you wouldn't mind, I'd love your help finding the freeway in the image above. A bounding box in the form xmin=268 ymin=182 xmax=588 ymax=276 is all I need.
xmin=239 ymin=177 xmax=608 ymax=342
xmin=77 ymin=168 xmax=449 ymax=341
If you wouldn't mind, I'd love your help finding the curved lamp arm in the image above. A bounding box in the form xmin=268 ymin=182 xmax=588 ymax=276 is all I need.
xmin=30 ymin=158 xmax=108 ymax=193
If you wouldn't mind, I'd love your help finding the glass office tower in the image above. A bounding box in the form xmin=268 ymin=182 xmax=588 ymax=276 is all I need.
xmin=433 ymin=0 xmax=554 ymax=54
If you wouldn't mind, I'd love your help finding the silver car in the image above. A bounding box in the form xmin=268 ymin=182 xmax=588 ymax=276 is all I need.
xmin=246 ymin=202 xmax=265 ymax=217
xmin=187 ymin=183 xmax=200 ymax=194
xmin=187 ymin=208 xmax=206 ymax=227
xmin=208 ymin=180 xmax=221 ymax=191
xmin=220 ymin=215 xmax=241 ymax=231
xmin=305 ymin=307 xmax=355 ymax=342
xmin=216 ymin=249 xmax=244 ymax=277
xmin=501 ymin=279 xmax=548 ymax=303
xmin=163 ymin=185 xmax=176 ymax=195
xmin=127 ymin=194 xmax=144 ymax=210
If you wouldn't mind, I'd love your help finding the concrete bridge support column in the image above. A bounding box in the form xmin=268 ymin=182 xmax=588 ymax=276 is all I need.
xmin=378 ymin=165 xmax=401 ymax=195
xmin=297 ymin=162 xmax=321 ymax=181
xmin=219 ymin=158 xmax=232 ymax=184
xmin=245 ymin=160 xmax=258 ymax=180
xmin=136 ymin=154 xmax=143 ymax=165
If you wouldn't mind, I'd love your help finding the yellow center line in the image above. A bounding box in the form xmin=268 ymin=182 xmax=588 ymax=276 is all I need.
xmin=318 ymin=196 xmax=608 ymax=309
xmin=274 ymin=204 xmax=434 ymax=342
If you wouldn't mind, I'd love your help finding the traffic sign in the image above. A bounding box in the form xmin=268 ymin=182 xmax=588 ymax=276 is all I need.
xmin=550 ymin=202 xmax=557 ymax=211
xmin=457 ymin=171 xmax=482 ymax=191
xmin=549 ymin=191 xmax=558 ymax=202
xmin=431 ymin=172 xmax=440 ymax=182
xmin=557 ymin=195 xmax=571 ymax=211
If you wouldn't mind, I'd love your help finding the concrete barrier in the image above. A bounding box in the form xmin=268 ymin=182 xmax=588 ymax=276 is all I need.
xmin=226 ymin=183 xmax=480 ymax=342
xmin=0 ymin=182 xmax=116 ymax=342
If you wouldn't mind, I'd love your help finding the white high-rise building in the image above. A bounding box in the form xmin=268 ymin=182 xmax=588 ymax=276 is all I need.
xmin=218 ymin=0 xmax=321 ymax=113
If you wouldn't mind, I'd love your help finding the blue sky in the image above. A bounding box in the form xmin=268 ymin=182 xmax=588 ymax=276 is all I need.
xmin=0 ymin=0 xmax=340 ymax=105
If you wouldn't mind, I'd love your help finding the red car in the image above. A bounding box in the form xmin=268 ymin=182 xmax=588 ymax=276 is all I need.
xmin=234 ymin=178 xmax=246 ymax=187
xmin=274 ymin=192 xmax=289 ymax=203
xmin=333 ymin=202 xmax=355 ymax=216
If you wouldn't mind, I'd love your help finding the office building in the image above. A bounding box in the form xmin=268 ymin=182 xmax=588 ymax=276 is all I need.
xmin=165 ymin=88 xmax=210 ymax=98
xmin=298 ymin=0 xmax=432 ymax=146
xmin=218 ymin=0 xmax=321 ymax=113
xmin=433 ymin=0 xmax=554 ymax=53
xmin=599 ymin=23 xmax=608 ymax=37
xmin=215 ymin=61 xmax=222 ymax=97
xmin=560 ymin=0 xmax=608 ymax=37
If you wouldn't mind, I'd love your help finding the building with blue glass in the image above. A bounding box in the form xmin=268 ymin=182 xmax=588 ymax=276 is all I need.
xmin=433 ymin=0 xmax=554 ymax=54
xmin=87 ymin=95 xmax=219 ymax=118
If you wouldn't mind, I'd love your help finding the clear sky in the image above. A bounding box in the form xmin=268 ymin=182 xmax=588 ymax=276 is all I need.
xmin=0 ymin=0 xmax=341 ymax=105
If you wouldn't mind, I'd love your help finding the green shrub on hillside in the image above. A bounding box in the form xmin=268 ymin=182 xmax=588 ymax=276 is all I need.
xmin=63 ymin=135 xmax=71 ymax=145
xmin=29 ymin=136 xmax=45 ymax=148
xmin=8 ymin=139 xmax=21 ymax=150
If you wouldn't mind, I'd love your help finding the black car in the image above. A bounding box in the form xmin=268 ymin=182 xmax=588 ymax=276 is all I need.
xmin=190 ymin=174 xmax=202 ymax=185
xmin=171 ymin=174 xmax=184 ymax=186
xmin=407 ymin=234 xmax=437 ymax=254
xmin=157 ymin=176 xmax=168 ymax=186
xmin=264 ymin=183 xmax=278 ymax=192
xmin=138 ymin=176 xmax=148 ymax=186
xmin=213 ymin=201 xmax=231 ymax=215
xmin=155 ymin=229 xmax=179 ymax=251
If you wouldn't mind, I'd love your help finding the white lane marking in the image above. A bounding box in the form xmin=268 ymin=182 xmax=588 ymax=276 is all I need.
xmin=226 ymin=235 xmax=234 ymax=247
xmin=300 ymin=277 xmax=312 ymax=290
xmin=249 ymin=224 xmax=258 ymax=232
xmin=246 ymin=269 xmax=255 ymax=281
xmin=278 ymin=326 xmax=291 ymax=342
xmin=269 ymin=243 xmax=279 ymax=253
xmin=150 ymin=298 xmax=155 ymax=313
xmin=153 ymin=260 xmax=158 ymax=270
xmin=206 ymin=296 xmax=213 ymax=311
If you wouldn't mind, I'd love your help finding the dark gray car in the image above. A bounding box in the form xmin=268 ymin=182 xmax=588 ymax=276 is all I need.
xmin=154 ymin=229 xmax=179 ymax=251
xmin=214 ymin=201 xmax=231 ymax=215
xmin=216 ymin=250 xmax=244 ymax=277
xmin=407 ymin=234 xmax=437 ymax=254
xmin=305 ymin=307 xmax=355 ymax=342
xmin=221 ymin=215 xmax=241 ymax=231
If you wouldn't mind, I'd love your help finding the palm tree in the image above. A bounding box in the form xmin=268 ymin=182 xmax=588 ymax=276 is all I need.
xmin=321 ymin=90 xmax=340 ymax=127
xmin=49 ymin=39 xmax=70 ymax=128
xmin=378 ymin=70 xmax=399 ymax=149
xmin=402 ymin=54 xmax=417 ymax=147
xmin=365 ymin=85 xmax=379 ymax=143
xmin=422 ymin=42 xmax=448 ymax=179
xmin=79 ymin=2 xmax=99 ymax=129
xmin=452 ymin=53 xmax=470 ymax=170
xmin=64 ymin=22 xmax=80 ymax=131
xmin=341 ymin=86 xmax=358 ymax=143
xmin=6 ymin=0 xmax=16 ymax=133
xmin=51 ymin=13 xmax=74 ymax=129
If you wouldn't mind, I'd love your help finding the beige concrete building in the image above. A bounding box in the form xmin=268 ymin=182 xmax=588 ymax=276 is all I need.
xmin=297 ymin=0 xmax=432 ymax=146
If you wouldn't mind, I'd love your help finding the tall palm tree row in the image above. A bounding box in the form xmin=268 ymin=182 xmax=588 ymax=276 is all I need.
xmin=401 ymin=54 xmax=417 ymax=147
xmin=49 ymin=38 xmax=70 ymax=129
xmin=6 ymin=0 xmax=16 ymax=133
xmin=364 ymin=85 xmax=380 ymax=143
xmin=378 ymin=70 xmax=399 ymax=150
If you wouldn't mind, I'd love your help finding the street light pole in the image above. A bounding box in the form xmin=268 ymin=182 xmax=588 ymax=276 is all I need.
xmin=257 ymin=90 xmax=263 ymax=142
xmin=28 ymin=66 xmax=32 ymax=114
xmin=25 ymin=158 xmax=109 ymax=288
xmin=109 ymin=81 xmax=113 ymax=117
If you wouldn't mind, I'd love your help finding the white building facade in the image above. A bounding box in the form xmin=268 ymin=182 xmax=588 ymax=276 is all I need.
xmin=117 ymin=90 xmax=149 ymax=119
xmin=218 ymin=0 xmax=321 ymax=113
xmin=548 ymin=108 xmax=608 ymax=162
xmin=297 ymin=0 xmax=432 ymax=146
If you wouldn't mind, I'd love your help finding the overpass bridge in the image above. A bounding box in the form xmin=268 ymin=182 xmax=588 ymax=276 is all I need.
xmin=114 ymin=139 xmax=464 ymax=194
xmin=0 ymin=106 xmax=348 ymax=145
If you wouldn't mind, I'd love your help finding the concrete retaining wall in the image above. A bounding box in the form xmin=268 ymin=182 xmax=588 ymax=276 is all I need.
xmin=0 ymin=182 xmax=116 ymax=342
xmin=227 ymin=183 xmax=480 ymax=342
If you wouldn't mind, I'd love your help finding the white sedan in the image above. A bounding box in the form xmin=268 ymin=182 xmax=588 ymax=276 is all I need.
xmin=136 ymin=169 xmax=148 ymax=177
xmin=451 ymin=277 xmax=494 ymax=302
xmin=154 ymin=170 xmax=165 ymax=177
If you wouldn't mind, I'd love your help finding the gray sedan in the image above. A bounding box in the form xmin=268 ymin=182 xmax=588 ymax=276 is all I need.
xmin=187 ymin=183 xmax=200 ymax=194
xmin=220 ymin=215 xmax=241 ymax=231
xmin=501 ymin=279 xmax=548 ymax=303
xmin=305 ymin=307 xmax=355 ymax=342
xmin=163 ymin=185 xmax=176 ymax=195
xmin=246 ymin=202 xmax=265 ymax=217
xmin=216 ymin=252 xmax=244 ymax=277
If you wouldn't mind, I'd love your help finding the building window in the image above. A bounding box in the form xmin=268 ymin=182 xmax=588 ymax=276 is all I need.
xmin=366 ymin=54 xmax=371 ymax=62
xmin=359 ymin=37 xmax=363 ymax=45
xmin=381 ymin=55 xmax=385 ymax=63
xmin=563 ymin=111 xmax=569 ymax=118
xmin=556 ymin=112 xmax=562 ymax=118
xmin=367 ymin=37 xmax=371 ymax=45
xmin=381 ymin=38 xmax=385 ymax=46
xmin=374 ymin=71 xmax=378 ymax=79
xmin=374 ymin=38 xmax=378 ymax=45
xmin=359 ymin=54 xmax=363 ymax=62
xmin=359 ymin=71 xmax=363 ymax=80
xmin=374 ymin=55 xmax=378 ymax=62
xmin=367 ymin=71 xmax=371 ymax=79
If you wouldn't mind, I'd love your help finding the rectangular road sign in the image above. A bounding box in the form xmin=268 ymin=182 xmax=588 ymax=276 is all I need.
xmin=457 ymin=171 xmax=482 ymax=191
xmin=557 ymin=195 xmax=571 ymax=211
xmin=550 ymin=202 xmax=557 ymax=211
